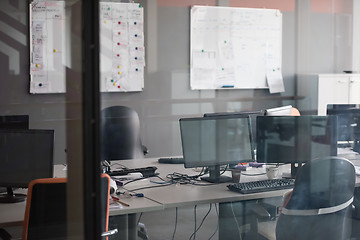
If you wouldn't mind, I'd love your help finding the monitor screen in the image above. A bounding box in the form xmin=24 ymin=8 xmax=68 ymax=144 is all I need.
xmin=256 ymin=116 xmax=338 ymax=177
xmin=0 ymin=129 xmax=54 ymax=203
xmin=0 ymin=115 xmax=29 ymax=194
xmin=0 ymin=115 xmax=29 ymax=129
xmin=326 ymin=104 xmax=360 ymax=142
xmin=203 ymin=110 xmax=264 ymax=149
xmin=180 ymin=115 xmax=254 ymax=183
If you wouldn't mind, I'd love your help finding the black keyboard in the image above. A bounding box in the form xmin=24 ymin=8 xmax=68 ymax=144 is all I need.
xmin=107 ymin=166 xmax=158 ymax=178
xmin=158 ymin=157 xmax=184 ymax=164
xmin=227 ymin=178 xmax=295 ymax=194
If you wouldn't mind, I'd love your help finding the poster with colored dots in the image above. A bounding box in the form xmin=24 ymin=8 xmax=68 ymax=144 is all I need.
xmin=30 ymin=1 xmax=65 ymax=94
xmin=100 ymin=2 xmax=145 ymax=92
xmin=190 ymin=6 xmax=282 ymax=90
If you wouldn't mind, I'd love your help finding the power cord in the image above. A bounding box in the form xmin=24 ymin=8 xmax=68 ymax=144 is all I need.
xmin=189 ymin=204 xmax=213 ymax=240
xmin=208 ymin=203 xmax=218 ymax=240
xmin=172 ymin=207 xmax=178 ymax=240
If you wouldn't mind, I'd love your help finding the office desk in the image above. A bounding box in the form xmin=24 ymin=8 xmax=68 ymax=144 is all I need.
xmin=2 ymin=155 xmax=360 ymax=239
xmin=120 ymin=158 xmax=296 ymax=207
xmin=0 ymin=164 xmax=163 ymax=240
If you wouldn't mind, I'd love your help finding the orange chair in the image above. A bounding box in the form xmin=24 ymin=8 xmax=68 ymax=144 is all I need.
xmin=0 ymin=174 xmax=111 ymax=240
xmin=23 ymin=174 xmax=111 ymax=240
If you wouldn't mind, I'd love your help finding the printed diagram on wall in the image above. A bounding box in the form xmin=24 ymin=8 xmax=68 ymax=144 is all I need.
xmin=30 ymin=1 xmax=65 ymax=94
xmin=190 ymin=6 xmax=283 ymax=90
xmin=100 ymin=2 xmax=145 ymax=92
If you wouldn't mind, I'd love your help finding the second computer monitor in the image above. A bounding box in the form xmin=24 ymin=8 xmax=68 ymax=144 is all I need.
xmin=326 ymin=104 xmax=360 ymax=143
xmin=256 ymin=116 xmax=338 ymax=177
xmin=180 ymin=115 xmax=254 ymax=183
xmin=0 ymin=129 xmax=54 ymax=203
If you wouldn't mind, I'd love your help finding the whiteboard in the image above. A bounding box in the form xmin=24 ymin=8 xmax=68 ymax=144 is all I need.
xmin=99 ymin=2 xmax=145 ymax=92
xmin=190 ymin=6 xmax=282 ymax=90
xmin=29 ymin=1 xmax=66 ymax=94
xmin=29 ymin=1 xmax=145 ymax=94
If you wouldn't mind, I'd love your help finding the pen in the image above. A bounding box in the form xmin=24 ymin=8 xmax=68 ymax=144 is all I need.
xmin=111 ymin=196 xmax=130 ymax=207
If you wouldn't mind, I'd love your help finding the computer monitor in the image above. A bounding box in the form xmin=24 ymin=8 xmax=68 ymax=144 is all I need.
xmin=0 ymin=115 xmax=29 ymax=129
xmin=0 ymin=115 xmax=29 ymax=194
xmin=203 ymin=110 xmax=264 ymax=150
xmin=0 ymin=129 xmax=54 ymax=203
xmin=256 ymin=116 xmax=338 ymax=178
xmin=326 ymin=104 xmax=360 ymax=144
xmin=179 ymin=115 xmax=254 ymax=183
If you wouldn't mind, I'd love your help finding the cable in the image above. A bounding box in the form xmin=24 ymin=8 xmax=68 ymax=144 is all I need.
xmin=241 ymin=172 xmax=267 ymax=176
xmin=191 ymin=205 xmax=197 ymax=240
xmin=137 ymin=212 xmax=143 ymax=225
xmin=208 ymin=204 xmax=219 ymax=240
xmin=188 ymin=204 xmax=213 ymax=240
xmin=172 ymin=207 xmax=178 ymax=240
xmin=123 ymin=182 xmax=174 ymax=192
xmin=230 ymin=202 xmax=242 ymax=240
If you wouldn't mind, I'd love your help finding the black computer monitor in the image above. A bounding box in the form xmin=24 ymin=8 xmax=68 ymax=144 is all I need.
xmin=256 ymin=116 xmax=338 ymax=178
xmin=203 ymin=110 xmax=264 ymax=150
xmin=179 ymin=115 xmax=254 ymax=183
xmin=0 ymin=115 xmax=29 ymax=194
xmin=326 ymin=104 xmax=360 ymax=144
xmin=0 ymin=129 xmax=54 ymax=203
xmin=0 ymin=115 xmax=29 ymax=129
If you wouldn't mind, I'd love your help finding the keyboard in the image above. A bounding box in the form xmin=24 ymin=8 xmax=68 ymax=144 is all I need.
xmin=158 ymin=157 xmax=184 ymax=164
xmin=227 ymin=178 xmax=295 ymax=194
xmin=107 ymin=166 xmax=158 ymax=178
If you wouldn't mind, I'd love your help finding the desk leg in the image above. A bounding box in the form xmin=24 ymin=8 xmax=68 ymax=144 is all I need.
xmin=109 ymin=214 xmax=137 ymax=240
xmin=219 ymin=201 xmax=259 ymax=240
xmin=128 ymin=213 xmax=137 ymax=240
xmin=109 ymin=215 xmax=128 ymax=240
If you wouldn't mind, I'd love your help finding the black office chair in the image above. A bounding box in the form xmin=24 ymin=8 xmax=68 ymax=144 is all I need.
xmin=276 ymin=157 xmax=355 ymax=240
xmin=101 ymin=106 xmax=148 ymax=161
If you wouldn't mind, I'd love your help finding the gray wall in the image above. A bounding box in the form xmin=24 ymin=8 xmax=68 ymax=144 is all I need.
xmin=0 ymin=0 xmax=355 ymax=163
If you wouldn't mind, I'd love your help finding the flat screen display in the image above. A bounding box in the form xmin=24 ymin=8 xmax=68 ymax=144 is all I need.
xmin=180 ymin=115 xmax=254 ymax=168
xmin=326 ymin=104 xmax=360 ymax=142
xmin=0 ymin=115 xmax=29 ymax=129
xmin=256 ymin=116 xmax=338 ymax=164
xmin=0 ymin=129 xmax=54 ymax=188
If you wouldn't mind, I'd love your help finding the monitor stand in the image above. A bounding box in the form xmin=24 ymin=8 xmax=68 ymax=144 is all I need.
xmin=0 ymin=187 xmax=26 ymax=203
xmin=282 ymin=162 xmax=302 ymax=179
xmin=201 ymin=166 xmax=232 ymax=183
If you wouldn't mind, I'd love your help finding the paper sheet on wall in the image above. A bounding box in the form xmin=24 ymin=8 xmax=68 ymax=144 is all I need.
xmin=266 ymin=69 xmax=285 ymax=93
xmin=190 ymin=6 xmax=282 ymax=90
xmin=30 ymin=1 xmax=65 ymax=94
xmin=100 ymin=2 xmax=145 ymax=92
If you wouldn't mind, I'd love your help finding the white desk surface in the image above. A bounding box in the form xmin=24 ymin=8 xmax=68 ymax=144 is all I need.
xmin=118 ymin=158 xmax=295 ymax=209
xmin=2 ymin=153 xmax=360 ymax=227
xmin=0 ymin=164 xmax=163 ymax=227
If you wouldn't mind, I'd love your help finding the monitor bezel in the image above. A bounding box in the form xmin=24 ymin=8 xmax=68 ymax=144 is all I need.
xmin=0 ymin=129 xmax=54 ymax=188
xmin=180 ymin=115 xmax=255 ymax=169
xmin=256 ymin=115 xmax=338 ymax=177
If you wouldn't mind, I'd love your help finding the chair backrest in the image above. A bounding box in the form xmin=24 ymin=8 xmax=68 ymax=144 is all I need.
xmin=276 ymin=157 xmax=355 ymax=240
xmin=23 ymin=174 xmax=110 ymax=240
xmin=101 ymin=106 xmax=145 ymax=160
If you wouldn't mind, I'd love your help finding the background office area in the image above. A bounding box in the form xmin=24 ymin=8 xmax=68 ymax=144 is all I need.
xmin=1 ymin=0 xmax=360 ymax=239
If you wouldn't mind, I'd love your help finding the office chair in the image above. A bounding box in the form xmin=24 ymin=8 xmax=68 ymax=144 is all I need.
xmin=101 ymin=106 xmax=148 ymax=161
xmin=276 ymin=157 xmax=355 ymax=240
xmin=0 ymin=174 xmax=112 ymax=240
